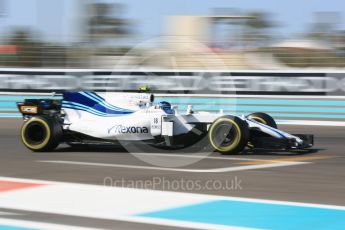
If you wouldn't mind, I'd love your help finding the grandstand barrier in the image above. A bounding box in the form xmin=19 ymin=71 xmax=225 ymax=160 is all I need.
xmin=1 ymin=68 xmax=345 ymax=122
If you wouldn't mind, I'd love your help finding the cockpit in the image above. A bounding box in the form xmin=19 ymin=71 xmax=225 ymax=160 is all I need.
xmin=157 ymin=101 xmax=175 ymax=114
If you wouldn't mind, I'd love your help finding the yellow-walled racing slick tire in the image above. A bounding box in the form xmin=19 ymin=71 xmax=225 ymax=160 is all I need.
xmin=20 ymin=116 xmax=62 ymax=152
xmin=208 ymin=115 xmax=249 ymax=155
xmin=247 ymin=112 xmax=277 ymax=129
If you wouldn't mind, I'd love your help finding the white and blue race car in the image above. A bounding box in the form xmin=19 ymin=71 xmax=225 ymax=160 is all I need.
xmin=17 ymin=91 xmax=313 ymax=154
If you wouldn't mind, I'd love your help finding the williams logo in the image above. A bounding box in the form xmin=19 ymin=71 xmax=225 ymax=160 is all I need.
xmin=108 ymin=125 xmax=149 ymax=134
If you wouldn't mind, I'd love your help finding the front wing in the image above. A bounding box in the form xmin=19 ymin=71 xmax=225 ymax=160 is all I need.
xmin=250 ymin=134 xmax=314 ymax=150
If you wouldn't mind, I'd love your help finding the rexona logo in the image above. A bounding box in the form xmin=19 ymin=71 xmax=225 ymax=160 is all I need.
xmin=108 ymin=125 xmax=149 ymax=134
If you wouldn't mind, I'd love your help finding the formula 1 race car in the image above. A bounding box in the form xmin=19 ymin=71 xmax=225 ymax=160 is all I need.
xmin=17 ymin=91 xmax=313 ymax=154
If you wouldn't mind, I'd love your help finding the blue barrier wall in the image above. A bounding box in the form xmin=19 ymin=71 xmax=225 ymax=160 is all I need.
xmin=2 ymin=94 xmax=345 ymax=122
xmin=158 ymin=96 xmax=345 ymax=121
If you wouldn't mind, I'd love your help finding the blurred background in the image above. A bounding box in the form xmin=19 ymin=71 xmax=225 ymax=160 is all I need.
xmin=0 ymin=0 xmax=344 ymax=69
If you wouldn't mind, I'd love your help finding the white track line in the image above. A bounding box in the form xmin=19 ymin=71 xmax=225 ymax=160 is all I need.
xmin=86 ymin=216 xmax=253 ymax=230
xmin=0 ymin=216 xmax=249 ymax=230
xmin=278 ymin=120 xmax=345 ymax=126
xmin=0 ymin=211 xmax=22 ymax=216
xmin=0 ymin=218 xmax=98 ymax=230
xmin=132 ymin=152 xmax=278 ymax=162
xmin=38 ymin=160 xmax=309 ymax=173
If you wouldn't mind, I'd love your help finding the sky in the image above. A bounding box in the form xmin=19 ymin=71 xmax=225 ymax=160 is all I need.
xmin=0 ymin=0 xmax=344 ymax=43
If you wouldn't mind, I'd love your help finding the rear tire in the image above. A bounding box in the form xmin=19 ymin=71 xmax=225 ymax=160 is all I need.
xmin=21 ymin=116 xmax=62 ymax=152
xmin=208 ymin=115 xmax=249 ymax=155
xmin=247 ymin=112 xmax=277 ymax=128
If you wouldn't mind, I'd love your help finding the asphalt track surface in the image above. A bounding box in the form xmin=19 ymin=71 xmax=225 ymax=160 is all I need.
xmin=1 ymin=118 xmax=345 ymax=229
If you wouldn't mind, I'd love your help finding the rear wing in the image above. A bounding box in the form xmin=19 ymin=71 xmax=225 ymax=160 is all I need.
xmin=17 ymin=99 xmax=62 ymax=116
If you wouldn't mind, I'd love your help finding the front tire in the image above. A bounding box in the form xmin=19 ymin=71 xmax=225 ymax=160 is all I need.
xmin=208 ymin=115 xmax=249 ymax=155
xmin=21 ymin=116 xmax=62 ymax=152
xmin=247 ymin=112 xmax=277 ymax=128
